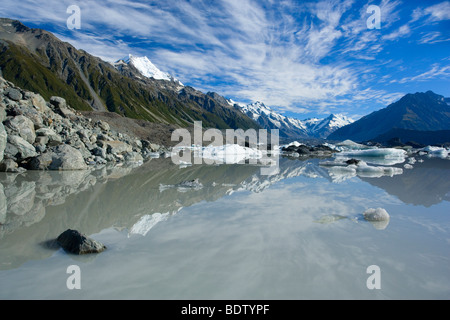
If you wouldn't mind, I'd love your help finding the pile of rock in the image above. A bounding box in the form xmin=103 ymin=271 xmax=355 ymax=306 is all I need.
xmin=0 ymin=76 xmax=165 ymax=172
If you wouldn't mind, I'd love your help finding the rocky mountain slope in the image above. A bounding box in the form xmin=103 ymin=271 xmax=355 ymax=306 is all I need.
xmin=0 ymin=75 xmax=165 ymax=173
xmin=0 ymin=18 xmax=259 ymax=131
xmin=329 ymin=91 xmax=450 ymax=143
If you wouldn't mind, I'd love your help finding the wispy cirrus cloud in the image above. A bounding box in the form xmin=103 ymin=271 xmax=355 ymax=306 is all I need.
xmin=393 ymin=64 xmax=450 ymax=84
xmin=412 ymin=1 xmax=450 ymax=22
xmin=0 ymin=0 xmax=449 ymax=118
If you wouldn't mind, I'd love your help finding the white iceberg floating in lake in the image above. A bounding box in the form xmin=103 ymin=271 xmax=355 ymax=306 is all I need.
xmin=364 ymin=208 xmax=390 ymax=221
xmin=351 ymin=162 xmax=403 ymax=178
xmin=338 ymin=148 xmax=407 ymax=158
xmin=335 ymin=140 xmax=373 ymax=151
xmin=201 ymin=144 xmax=263 ymax=164
xmin=363 ymin=208 xmax=390 ymax=230
xmin=320 ymin=159 xmax=403 ymax=182
xmin=335 ymin=148 xmax=407 ymax=166
xmin=421 ymin=146 xmax=449 ymax=159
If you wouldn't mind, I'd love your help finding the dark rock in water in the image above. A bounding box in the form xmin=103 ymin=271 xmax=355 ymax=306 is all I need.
xmin=281 ymin=145 xmax=299 ymax=153
xmin=57 ymin=229 xmax=106 ymax=255
xmin=313 ymin=144 xmax=335 ymax=152
xmin=346 ymin=159 xmax=360 ymax=165
xmin=405 ymin=141 xmax=425 ymax=149
xmin=297 ymin=145 xmax=312 ymax=155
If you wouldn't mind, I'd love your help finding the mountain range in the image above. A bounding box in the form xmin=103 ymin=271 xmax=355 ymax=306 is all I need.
xmin=0 ymin=18 xmax=259 ymax=130
xmin=329 ymin=91 xmax=450 ymax=144
xmin=232 ymin=100 xmax=354 ymax=139
xmin=0 ymin=18 xmax=353 ymax=140
xmin=1 ymin=17 xmax=448 ymax=144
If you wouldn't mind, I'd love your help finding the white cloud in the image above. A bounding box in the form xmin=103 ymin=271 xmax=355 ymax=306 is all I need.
xmin=411 ymin=1 xmax=450 ymax=23
xmin=418 ymin=31 xmax=450 ymax=44
xmin=382 ymin=24 xmax=411 ymax=41
xmin=0 ymin=0 xmax=443 ymax=116
xmin=394 ymin=64 xmax=450 ymax=84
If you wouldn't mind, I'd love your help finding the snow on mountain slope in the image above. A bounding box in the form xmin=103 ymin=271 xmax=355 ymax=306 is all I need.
xmin=116 ymin=54 xmax=183 ymax=85
xmin=233 ymin=101 xmax=354 ymax=139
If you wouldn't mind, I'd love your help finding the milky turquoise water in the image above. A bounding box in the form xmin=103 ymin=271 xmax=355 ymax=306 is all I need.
xmin=0 ymin=157 xmax=449 ymax=300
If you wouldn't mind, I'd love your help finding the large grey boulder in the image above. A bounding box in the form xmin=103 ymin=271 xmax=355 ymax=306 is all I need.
xmin=105 ymin=141 xmax=133 ymax=155
xmin=50 ymin=96 xmax=76 ymax=118
xmin=35 ymin=128 xmax=62 ymax=146
xmin=0 ymin=158 xmax=25 ymax=173
xmin=57 ymin=229 xmax=106 ymax=255
xmin=0 ymin=123 xmax=6 ymax=162
xmin=5 ymin=88 xmax=22 ymax=101
xmin=0 ymin=102 xmax=6 ymax=122
xmin=30 ymin=93 xmax=51 ymax=113
xmin=29 ymin=144 xmax=87 ymax=171
xmin=4 ymin=115 xmax=36 ymax=144
xmin=6 ymin=135 xmax=37 ymax=160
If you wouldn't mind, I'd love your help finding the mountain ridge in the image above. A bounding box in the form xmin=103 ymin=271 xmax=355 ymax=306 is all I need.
xmin=0 ymin=18 xmax=260 ymax=131
xmin=328 ymin=90 xmax=450 ymax=143
xmin=232 ymin=100 xmax=354 ymax=139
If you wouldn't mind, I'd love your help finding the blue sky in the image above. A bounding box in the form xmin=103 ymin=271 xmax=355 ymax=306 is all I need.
xmin=1 ymin=0 xmax=449 ymax=120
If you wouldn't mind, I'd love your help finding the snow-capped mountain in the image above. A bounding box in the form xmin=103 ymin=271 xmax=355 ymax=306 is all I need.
xmin=115 ymin=54 xmax=183 ymax=85
xmin=232 ymin=101 xmax=354 ymax=139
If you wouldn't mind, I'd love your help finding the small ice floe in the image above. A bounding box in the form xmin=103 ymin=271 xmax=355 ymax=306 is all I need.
xmin=338 ymin=148 xmax=407 ymax=159
xmin=201 ymin=144 xmax=263 ymax=164
xmin=334 ymin=147 xmax=407 ymax=166
xmin=421 ymin=146 xmax=449 ymax=159
xmin=335 ymin=140 xmax=373 ymax=151
xmin=363 ymin=208 xmax=390 ymax=230
xmin=408 ymin=157 xmax=417 ymax=164
xmin=404 ymin=164 xmax=414 ymax=170
xmin=320 ymin=159 xmax=403 ymax=181
xmin=159 ymin=178 xmax=204 ymax=192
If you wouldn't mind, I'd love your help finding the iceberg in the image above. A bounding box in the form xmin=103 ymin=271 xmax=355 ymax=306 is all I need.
xmin=363 ymin=208 xmax=390 ymax=230
xmin=335 ymin=140 xmax=372 ymax=151
xmin=320 ymin=159 xmax=403 ymax=182
xmin=201 ymin=144 xmax=263 ymax=164
xmin=338 ymin=148 xmax=407 ymax=158
xmin=421 ymin=146 xmax=449 ymax=159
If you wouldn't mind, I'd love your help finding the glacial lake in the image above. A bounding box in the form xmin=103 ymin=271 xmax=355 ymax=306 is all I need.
xmin=0 ymin=155 xmax=449 ymax=300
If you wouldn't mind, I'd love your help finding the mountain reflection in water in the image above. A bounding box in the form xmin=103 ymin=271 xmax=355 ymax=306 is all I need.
xmin=0 ymin=156 xmax=449 ymax=271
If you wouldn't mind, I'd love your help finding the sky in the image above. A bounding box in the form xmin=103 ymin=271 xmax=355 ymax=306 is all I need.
xmin=0 ymin=0 xmax=449 ymax=120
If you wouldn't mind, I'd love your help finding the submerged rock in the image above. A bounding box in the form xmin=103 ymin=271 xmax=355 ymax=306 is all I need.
xmin=57 ymin=229 xmax=106 ymax=255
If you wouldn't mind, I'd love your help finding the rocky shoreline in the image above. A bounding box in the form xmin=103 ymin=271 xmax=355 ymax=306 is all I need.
xmin=0 ymin=76 xmax=169 ymax=173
